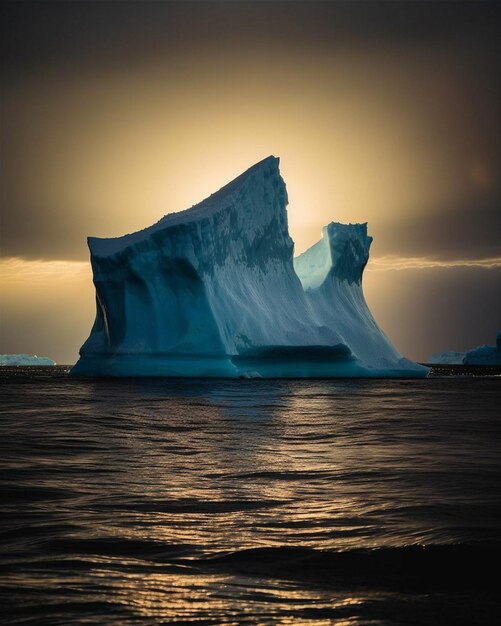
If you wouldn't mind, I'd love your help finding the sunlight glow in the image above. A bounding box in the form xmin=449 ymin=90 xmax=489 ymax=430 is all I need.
xmin=367 ymin=255 xmax=501 ymax=271
xmin=0 ymin=257 xmax=90 ymax=281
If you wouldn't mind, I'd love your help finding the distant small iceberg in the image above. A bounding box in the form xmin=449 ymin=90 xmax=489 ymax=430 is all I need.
xmin=428 ymin=330 xmax=501 ymax=365
xmin=464 ymin=330 xmax=501 ymax=365
xmin=427 ymin=351 xmax=466 ymax=365
xmin=0 ymin=354 xmax=56 ymax=366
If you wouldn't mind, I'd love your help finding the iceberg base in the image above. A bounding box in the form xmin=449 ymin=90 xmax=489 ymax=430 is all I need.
xmin=70 ymin=352 xmax=428 ymax=379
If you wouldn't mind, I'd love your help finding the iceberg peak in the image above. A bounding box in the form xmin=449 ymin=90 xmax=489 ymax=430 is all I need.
xmin=89 ymin=155 xmax=282 ymax=259
xmin=294 ymin=221 xmax=372 ymax=289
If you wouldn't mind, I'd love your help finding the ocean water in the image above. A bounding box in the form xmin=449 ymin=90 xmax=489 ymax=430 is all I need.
xmin=1 ymin=367 xmax=500 ymax=625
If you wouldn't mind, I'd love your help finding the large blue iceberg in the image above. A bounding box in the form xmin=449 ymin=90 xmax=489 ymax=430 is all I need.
xmin=71 ymin=156 xmax=428 ymax=378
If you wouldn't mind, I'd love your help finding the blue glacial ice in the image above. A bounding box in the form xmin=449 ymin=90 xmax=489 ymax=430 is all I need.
xmin=71 ymin=156 xmax=428 ymax=378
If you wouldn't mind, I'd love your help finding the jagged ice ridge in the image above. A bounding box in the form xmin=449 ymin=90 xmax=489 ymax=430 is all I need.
xmin=71 ymin=156 xmax=428 ymax=378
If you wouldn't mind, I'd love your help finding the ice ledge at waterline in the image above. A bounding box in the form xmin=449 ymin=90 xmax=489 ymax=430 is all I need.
xmin=71 ymin=156 xmax=427 ymax=378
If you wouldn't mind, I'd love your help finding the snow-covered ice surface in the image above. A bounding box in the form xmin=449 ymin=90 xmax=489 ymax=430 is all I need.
xmin=0 ymin=354 xmax=56 ymax=366
xmin=71 ymin=156 xmax=428 ymax=378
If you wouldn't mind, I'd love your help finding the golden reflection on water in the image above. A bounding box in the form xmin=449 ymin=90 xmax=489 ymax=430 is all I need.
xmin=90 ymin=566 xmax=368 ymax=623
xmin=74 ymin=377 xmax=430 ymax=557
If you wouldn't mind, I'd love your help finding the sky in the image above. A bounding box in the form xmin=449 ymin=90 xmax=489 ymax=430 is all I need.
xmin=1 ymin=0 xmax=500 ymax=364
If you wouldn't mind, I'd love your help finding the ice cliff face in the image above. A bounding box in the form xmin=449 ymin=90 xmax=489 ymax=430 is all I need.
xmin=71 ymin=156 xmax=428 ymax=377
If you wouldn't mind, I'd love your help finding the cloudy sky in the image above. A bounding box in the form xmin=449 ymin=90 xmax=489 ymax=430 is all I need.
xmin=1 ymin=0 xmax=500 ymax=363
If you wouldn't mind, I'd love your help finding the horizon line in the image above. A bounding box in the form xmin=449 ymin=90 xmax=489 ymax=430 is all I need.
xmin=1 ymin=254 xmax=501 ymax=281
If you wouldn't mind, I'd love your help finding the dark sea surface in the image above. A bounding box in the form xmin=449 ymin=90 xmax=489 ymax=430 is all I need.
xmin=1 ymin=367 xmax=500 ymax=625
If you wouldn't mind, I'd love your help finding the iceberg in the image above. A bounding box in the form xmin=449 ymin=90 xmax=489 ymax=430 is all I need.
xmin=1 ymin=354 xmax=56 ymax=366
xmin=427 ymin=331 xmax=501 ymax=366
xmin=71 ymin=156 xmax=428 ymax=378
xmin=463 ymin=330 xmax=501 ymax=365
xmin=427 ymin=351 xmax=466 ymax=365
